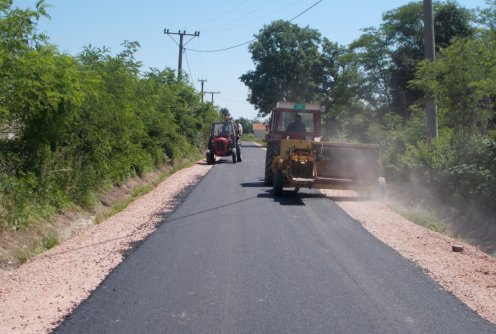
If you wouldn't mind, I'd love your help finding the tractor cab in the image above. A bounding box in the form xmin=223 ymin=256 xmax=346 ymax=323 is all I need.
xmin=212 ymin=122 xmax=234 ymax=138
xmin=267 ymin=102 xmax=322 ymax=142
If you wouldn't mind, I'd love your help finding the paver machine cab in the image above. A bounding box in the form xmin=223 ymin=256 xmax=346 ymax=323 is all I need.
xmin=265 ymin=102 xmax=384 ymax=196
xmin=206 ymin=120 xmax=242 ymax=164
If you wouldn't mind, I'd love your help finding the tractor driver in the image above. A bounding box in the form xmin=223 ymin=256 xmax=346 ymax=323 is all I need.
xmin=220 ymin=124 xmax=229 ymax=136
xmin=286 ymin=114 xmax=306 ymax=133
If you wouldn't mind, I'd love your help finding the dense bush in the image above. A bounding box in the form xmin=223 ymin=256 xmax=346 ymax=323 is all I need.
xmin=0 ymin=2 xmax=219 ymax=230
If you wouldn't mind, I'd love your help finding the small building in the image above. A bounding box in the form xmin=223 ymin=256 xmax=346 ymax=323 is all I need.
xmin=252 ymin=123 xmax=266 ymax=138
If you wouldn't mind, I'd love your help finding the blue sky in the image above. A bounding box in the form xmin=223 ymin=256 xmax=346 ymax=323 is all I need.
xmin=13 ymin=0 xmax=488 ymax=120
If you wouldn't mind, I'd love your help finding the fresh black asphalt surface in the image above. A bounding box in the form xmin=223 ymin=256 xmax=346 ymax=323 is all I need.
xmin=55 ymin=142 xmax=496 ymax=333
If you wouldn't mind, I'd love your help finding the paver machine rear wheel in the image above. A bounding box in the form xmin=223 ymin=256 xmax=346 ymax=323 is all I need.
xmin=264 ymin=143 xmax=279 ymax=186
xmin=206 ymin=151 xmax=215 ymax=165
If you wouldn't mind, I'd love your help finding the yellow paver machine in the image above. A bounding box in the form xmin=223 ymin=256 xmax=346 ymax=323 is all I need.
xmin=264 ymin=102 xmax=385 ymax=196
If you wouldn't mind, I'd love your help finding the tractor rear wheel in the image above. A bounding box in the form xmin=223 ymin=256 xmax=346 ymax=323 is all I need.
xmin=273 ymin=169 xmax=283 ymax=196
xmin=232 ymin=148 xmax=237 ymax=164
xmin=236 ymin=145 xmax=242 ymax=162
xmin=206 ymin=152 xmax=214 ymax=165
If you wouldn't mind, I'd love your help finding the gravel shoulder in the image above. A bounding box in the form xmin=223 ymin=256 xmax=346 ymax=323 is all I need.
xmin=322 ymin=189 xmax=496 ymax=326
xmin=0 ymin=160 xmax=495 ymax=333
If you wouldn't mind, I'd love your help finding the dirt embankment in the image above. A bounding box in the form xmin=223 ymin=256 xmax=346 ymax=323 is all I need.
xmin=0 ymin=161 xmax=495 ymax=333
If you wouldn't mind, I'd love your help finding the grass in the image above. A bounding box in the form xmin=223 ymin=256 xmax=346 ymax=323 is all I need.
xmin=388 ymin=202 xmax=446 ymax=233
xmin=241 ymin=133 xmax=266 ymax=145
xmin=15 ymin=230 xmax=60 ymax=264
xmin=95 ymin=157 xmax=201 ymax=224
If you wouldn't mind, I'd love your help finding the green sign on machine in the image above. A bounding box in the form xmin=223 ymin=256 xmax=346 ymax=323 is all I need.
xmin=293 ymin=103 xmax=305 ymax=110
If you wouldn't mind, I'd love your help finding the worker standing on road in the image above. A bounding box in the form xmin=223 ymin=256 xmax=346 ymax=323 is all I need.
xmin=235 ymin=120 xmax=243 ymax=147
xmin=235 ymin=119 xmax=243 ymax=136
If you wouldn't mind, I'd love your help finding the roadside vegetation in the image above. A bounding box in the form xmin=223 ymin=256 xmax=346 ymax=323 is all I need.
xmin=241 ymin=133 xmax=265 ymax=145
xmin=0 ymin=1 xmax=220 ymax=235
xmin=240 ymin=1 xmax=496 ymax=251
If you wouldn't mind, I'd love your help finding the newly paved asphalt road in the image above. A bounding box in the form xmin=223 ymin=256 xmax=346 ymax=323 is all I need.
xmin=56 ymin=143 xmax=496 ymax=334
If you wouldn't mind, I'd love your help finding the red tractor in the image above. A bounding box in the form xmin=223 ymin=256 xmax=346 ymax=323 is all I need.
xmin=206 ymin=120 xmax=242 ymax=164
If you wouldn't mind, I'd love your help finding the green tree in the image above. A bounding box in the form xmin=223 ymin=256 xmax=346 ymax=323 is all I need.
xmin=0 ymin=0 xmax=51 ymax=128
xmin=479 ymin=0 xmax=496 ymax=31
xmin=350 ymin=27 xmax=393 ymax=115
xmin=320 ymin=39 xmax=370 ymax=140
xmin=381 ymin=1 xmax=474 ymax=117
xmin=220 ymin=108 xmax=230 ymax=118
xmin=413 ymin=35 xmax=495 ymax=137
xmin=240 ymin=20 xmax=323 ymax=117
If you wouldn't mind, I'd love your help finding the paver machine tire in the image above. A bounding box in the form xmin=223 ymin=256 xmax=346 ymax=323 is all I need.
xmin=264 ymin=143 xmax=279 ymax=186
xmin=273 ymin=169 xmax=283 ymax=196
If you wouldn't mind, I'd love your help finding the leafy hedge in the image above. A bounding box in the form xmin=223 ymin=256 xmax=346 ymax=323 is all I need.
xmin=370 ymin=115 xmax=496 ymax=223
xmin=0 ymin=2 xmax=219 ymax=230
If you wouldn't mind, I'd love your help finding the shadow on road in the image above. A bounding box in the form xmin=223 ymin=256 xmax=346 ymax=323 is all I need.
xmin=241 ymin=181 xmax=265 ymax=188
xmin=239 ymin=143 xmax=264 ymax=148
xmin=257 ymin=190 xmax=306 ymax=206
xmin=324 ymin=195 xmax=366 ymax=202
xmin=243 ymin=179 xmax=331 ymax=206
xmin=161 ymin=196 xmax=257 ymax=223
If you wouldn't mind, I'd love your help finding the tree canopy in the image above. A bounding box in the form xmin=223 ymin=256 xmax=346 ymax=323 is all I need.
xmin=240 ymin=20 xmax=323 ymax=117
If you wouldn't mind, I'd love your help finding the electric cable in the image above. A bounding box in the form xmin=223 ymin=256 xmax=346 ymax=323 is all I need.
xmin=189 ymin=0 xmax=252 ymax=29
xmin=186 ymin=0 xmax=323 ymax=53
xmin=198 ymin=0 xmax=282 ymax=33
xmin=166 ymin=33 xmax=180 ymax=47
xmin=183 ymin=49 xmax=196 ymax=89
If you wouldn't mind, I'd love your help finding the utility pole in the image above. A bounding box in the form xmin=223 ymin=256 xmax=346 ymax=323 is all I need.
xmin=204 ymin=91 xmax=220 ymax=103
xmin=198 ymin=78 xmax=207 ymax=102
xmin=164 ymin=29 xmax=200 ymax=80
xmin=423 ymin=0 xmax=438 ymax=141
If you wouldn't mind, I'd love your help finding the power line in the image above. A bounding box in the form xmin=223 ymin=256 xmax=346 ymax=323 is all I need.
xmin=197 ymin=0 xmax=283 ymax=34
xmin=190 ymin=0 xmax=252 ymax=30
xmin=288 ymin=0 xmax=322 ymax=21
xmin=186 ymin=0 xmax=323 ymax=53
xmin=183 ymin=49 xmax=196 ymax=89
xmin=188 ymin=40 xmax=254 ymax=53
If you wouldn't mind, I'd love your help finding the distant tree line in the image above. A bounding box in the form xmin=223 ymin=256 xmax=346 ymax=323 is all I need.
xmin=0 ymin=1 xmax=220 ymax=230
xmin=241 ymin=1 xmax=496 ymax=228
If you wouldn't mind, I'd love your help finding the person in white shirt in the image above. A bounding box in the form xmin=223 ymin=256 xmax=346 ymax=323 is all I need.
xmin=235 ymin=120 xmax=243 ymax=147
xmin=235 ymin=120 xmax=243 ymax=136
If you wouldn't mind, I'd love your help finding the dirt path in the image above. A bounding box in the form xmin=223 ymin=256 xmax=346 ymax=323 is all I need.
xmin=0 ymin=162 xmax=495 ymax=333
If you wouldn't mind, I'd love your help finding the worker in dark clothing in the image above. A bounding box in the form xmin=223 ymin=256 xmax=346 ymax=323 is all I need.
xmin=286 ymin=114 xmax=306 ymax=133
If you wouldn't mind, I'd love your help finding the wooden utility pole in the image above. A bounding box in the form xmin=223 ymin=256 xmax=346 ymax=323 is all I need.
xmin=204 ymin=91 xmax=220 ymax=103
xmin=164 ymin=29 xmax=200 ymax=80
xmin=198 ymin=78 xmax=207 ymax=102
xmin=423 ymin=0 xmax=438 ymax=141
